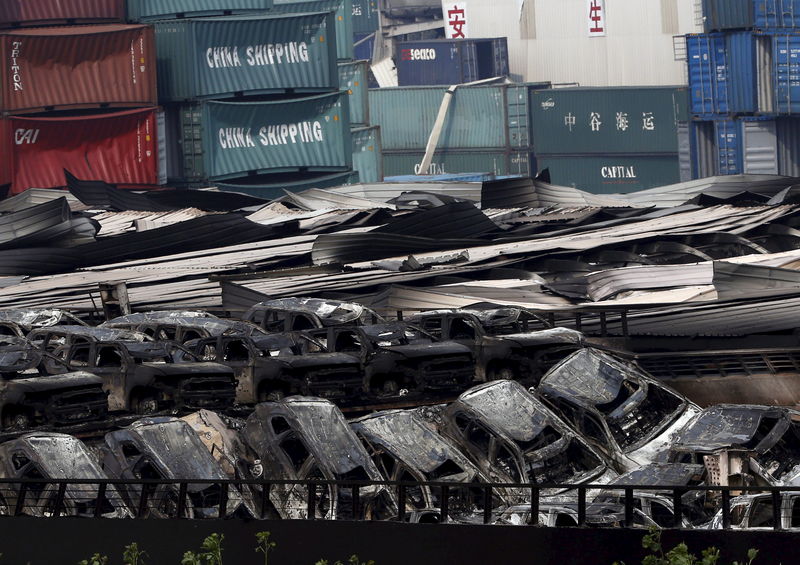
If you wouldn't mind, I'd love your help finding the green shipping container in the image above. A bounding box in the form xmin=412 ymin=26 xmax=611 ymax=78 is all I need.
xmin=216 ymin=170 xmax=357 ymax=199
xmin=352 ymin=0 xmax=379 ymax=33
xmin=168 ymin=92 xmax=352 ymax=182
xmin=339 ymin=60 xmax=369 ymax=126
xmin=535 ymin=154 xmax=681 ymax=194
xmin=383 ymin=149 xmax=532 ymax=177
xmin=155 ymin=13 xmax=339 ymax=102
xmin=273 ymin=0 xmax=353 ymax=60
xmin=530 ymin=87 xmax=689 ymax=155
xmin=352 ymin=126 xmax=382 ymax=182
xmin=370 ymin=86 xmax=508 ymax=150
xmin=127 ymin=0 xmax=272 ymax=22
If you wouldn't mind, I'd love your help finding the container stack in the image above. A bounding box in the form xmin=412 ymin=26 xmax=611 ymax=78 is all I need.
xmin=0 ymin=2 xmax=164 ymax=196
xmin=686 ymin=0 xmax=800 ymax=178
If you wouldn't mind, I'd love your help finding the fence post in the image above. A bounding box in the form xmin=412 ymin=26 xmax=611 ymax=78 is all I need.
xmin=578 ymin=487 xmax=586 ymax=526
xmin=14 ymin=483 xmax=27 ymax=517
xmin=530 ymin=487 xmax=539 ymax=526
xmin=307 ymin=482 xmax=316 ymax=520
xmin=218 ymin=483 xmax=229 ymax=519
xmin=352 ymin=484 xmax=360 ymax=520
xmin=721 ymin=490 xmax=731 ymax=530
xmin=397 ymin=484 xmax=406 ymax=522
xmin=440 ymin=485 xmax=449 ymax=523
xmin=483 ymin=486 xmax=493 ymax=524
xmin=94 ymin=483 xmax=107 ymax=518
xmin=51 ymin=482 xmax=67 ymax=518
xmin=177 ymin=482 xmax=188 ymax=519
xmin=772 ymin=490 xmax=782 ymax=530
xmin=137 ymin=484 xmax=150 ymax=518
xmin=624 ymin=488 xmax=634 ymax=528
xmin=672 ymin=488 xmax=684 ymax=528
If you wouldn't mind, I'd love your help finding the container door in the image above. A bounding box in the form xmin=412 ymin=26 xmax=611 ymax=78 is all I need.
xmin=691 ymin=121 xmax=717 ymax=178
xmin=461 ymin=41 xmax=479 ymax=83
xmin=777 ymin=117 xmax=800 ymax=176
xmin=757 ymin=35 xmax=775 ymax=113
xmin=726 ymin=32 xmax=758 ymax=114
xmin=492 ymin=38 xmax=509 ymax=78
xmin=715 ymin=119 xmax=742 ymax=175
xmin=157 ymin=110 xmax=167 ymax=185
xmin=677 ymin=122 xmax=692 ymax=181
xmin=687 ymin=34 xmax=729 ymax=115
xmin=506 ymin=85 xmax=529 ymax=149
xmin=772 ymin=33 xmax=800 ymax=114
xmin=742 ymin=119 xmax=778 ymax=174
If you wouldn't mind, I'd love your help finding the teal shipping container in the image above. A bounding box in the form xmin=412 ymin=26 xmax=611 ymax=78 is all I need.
xmin=529 ymin=87 xmax=689 ymax=155
xmin=351 ymin=126 xmax=382 ymax=182
xmin=167 ymin=92 xmax=352 ymax=182
xmin=155 ymin=13 xmax=339 ymax=102
xmin=534 ymin=155 xmax=682 ymax=194
xmin=273 ymin=0 xmax=353 ymax=60
xmin=352 ymin=0 xmax=378 ymax=34
xmin=339 ymin=60 xmax=369 ymax=126
xmin=382 ymin=149 xmax=532 ymax=177
xmin=127 ymin=0 xmax=272 ymax=22
xmin=216 ymin=170 xmax=357 ymax=198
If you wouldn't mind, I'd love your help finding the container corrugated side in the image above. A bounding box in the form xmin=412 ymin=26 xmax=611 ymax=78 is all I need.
xmin=396 ymin=39 xmax=478 ymax=86
xmin=687 ymin=33 xmax=729 ymax=116
xmin=0 ymin=0 xmax=124 ymax=28
xmin=702 ymin=0 xmax=753 ymax=32
xmin=339 ymin=60 xmax=369 ymax=126
xmin=126 ymin=0 xmax=272 ymax=22
xmin=529 ymin=87 xmax=688 ymax=155
xmin=1 ymin=108 xmax=163 ymax=195
xmin=741 ymin=117 xmax=778 ymax=174
xmin=726 ymin=31 xmax=759 ymax=113
xmin=171 ymin=91 xmax=352 ymax=182
xmin=155 ymin=13 xmax=339 ymax=102
xmin=777 ymin=117 xmax=800 ymax=175
xmin=272 ymin=0 xmax=353 ymax=60
xmin=756 ymin=0 xmax=800 ymax=29
xmin=216 ymin=170 xmax=356 ymax=198
xmin=382 ymin=149 xmax=531 ymax=177
xmin=0 ymin=25 xmax=157 ymax=114
xmin=351 ymin=126 xmax=382 ymax=182
xmin=533 ymin=155 xmax=682 ymax=194
xmin=369 ymin=85 xmax=508 ymax=150
xmin=352 ymin=0 xmax=378 ymax=34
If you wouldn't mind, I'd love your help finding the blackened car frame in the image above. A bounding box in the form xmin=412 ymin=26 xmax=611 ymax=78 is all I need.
xmin=188 ymin=333 xmax=363 ymax=404
xmin=307 ymin=322 xmax=475 ymax=399
xmin=243 ymin=297 xmax=384 ymax=333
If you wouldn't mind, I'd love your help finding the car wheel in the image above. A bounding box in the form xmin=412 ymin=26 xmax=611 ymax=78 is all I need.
xmin=2 ymin=408 xmax=30 ymax=431
xmin=132 ymin=393 xmax=159 ymax=415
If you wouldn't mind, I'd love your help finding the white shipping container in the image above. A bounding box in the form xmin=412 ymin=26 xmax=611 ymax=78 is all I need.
xmin=465 ymin=0 xmax=702 ymax=86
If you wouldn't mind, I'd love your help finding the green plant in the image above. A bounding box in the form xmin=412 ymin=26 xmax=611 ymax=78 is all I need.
xmin=77 ymin=554 xmax=108 ymax=565
xmin=123 ymin=543 xmax=148 ymax=565
xmin=316 ymin=555 xmax=375 ymax=565
xmin=182 ymin=533 xmax=225 ymax=565
xmin=255 ymin=531 xmax=277 ymax=565
xmin=614 ymin=527 xmax=758 ymax=565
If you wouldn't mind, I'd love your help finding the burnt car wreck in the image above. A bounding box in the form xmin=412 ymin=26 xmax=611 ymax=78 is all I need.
xmin=244 ymin=298 xmax=384 ymax=333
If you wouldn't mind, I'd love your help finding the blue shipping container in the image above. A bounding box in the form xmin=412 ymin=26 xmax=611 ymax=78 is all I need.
xmin=769 ymin=32 xmax=800 ymax=113
xmin=715 ymin=118 xmax=743 ymax=175
xmin=703 ymin=0 xmax=800 ymax=31
xmin=396 ymin=38 xmax=508 ymax=86
xmin=687 ymin=32 xmax=759 ymax=116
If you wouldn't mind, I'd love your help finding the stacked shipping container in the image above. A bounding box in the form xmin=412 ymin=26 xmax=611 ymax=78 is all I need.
xmin=687 ymin=1 xmax=800 ymax=177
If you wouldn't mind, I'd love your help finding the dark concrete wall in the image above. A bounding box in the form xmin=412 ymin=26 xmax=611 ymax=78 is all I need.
xmin=0 ymin=518 xmax=795 ymax=565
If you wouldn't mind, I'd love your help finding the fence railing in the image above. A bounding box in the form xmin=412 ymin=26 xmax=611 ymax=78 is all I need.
xmin=0 ymin=478 xmax=797 ymax=530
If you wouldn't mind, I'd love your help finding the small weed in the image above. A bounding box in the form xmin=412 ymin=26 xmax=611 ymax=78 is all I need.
xmin=255 ymin=531 xmax=277 ymax=565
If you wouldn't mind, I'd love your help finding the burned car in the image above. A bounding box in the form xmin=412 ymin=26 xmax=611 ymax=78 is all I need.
xmin=440 ymin=380 xmax=615 ymax=500
xmin=0 ymin=337 xmax=108 ymax=430
xmin=52 ymin=338 xmax=236 ymax=414
xmin=307 ymin=322 xmax=475 ymax=399
xmin=181 ymin=410 xmax=252 ymax=479
xmin=0 ymin=433 xmax=130 ymax=518
xmin=709 ymin=492 xmax=800 ymax=530
xmin=0 ymin=309 xmax=87 ymax=338
xmin=536 ymin=348 xmax=700 ymax=472
xmin=409 ymin=308 xmax=583 ymax=385
xmin=188 ymin=334 xmax=363 ymax=404
xmin=244 ymin=297 xmax=384 ymax=333
xmin=102 ymin=417 xmax=253 ymax=518
xmin=351 ymin=409 xmax=507 ymax=522
xmin=669 ymin=405 xmax=800 ymax=487
xmin=27 ymin=325 xmax=152 ymax=355
xmin=244 ymin=398 xmax=396 ymax=520
xmin=102 ymin=315 xmax=266 ymax=345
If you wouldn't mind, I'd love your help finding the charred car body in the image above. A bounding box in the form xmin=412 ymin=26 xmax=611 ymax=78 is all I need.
xmin=710 ymin=492 xmax=800 ymax=530
xmin=102 ymin=315 xmax=266 ymax=345
xmin=351 ymin=409 xmax=505 ymax=522
xmin=0 ymin=338 xmax=107 ymax=430
xmin=409 ymin=308 xmax=584 ymax=385
xmin=244 ymin=398 xmax=396 ymax=520
xmin=51 ymin=338 xmax=236 ymax=414
xmin=308 ymin=322 xmax=475 ymax=399
xmin=188 ymin=333 xmax=363 ymax=404
xmin=28 ymin=325 xmax=152 ymax=355
xmin=669 ymin=405 xmax=800 ymax=487
xmin=0 ymin=433 xmax=130 ymax=518
xmin=536 ymin=348 xmax=700 ymax=472
xmin=440 ymin=380 xmax=615 ymax=501
xmin=0 ymin=309 xmax=87 ymax=338
xmin=243 ymin=298 xmax=384 ymax=333
xmin=102 ymin=417 xmax=253 ymax=518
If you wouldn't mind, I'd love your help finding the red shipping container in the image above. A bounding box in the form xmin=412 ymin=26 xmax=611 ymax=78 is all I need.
xmin=0 ymin=0 xmax=124 ymax=28
xmin=0 ymin=24 xmax=157 ymax=114
xmin=0 ymin=108 xmax=164 ymax=195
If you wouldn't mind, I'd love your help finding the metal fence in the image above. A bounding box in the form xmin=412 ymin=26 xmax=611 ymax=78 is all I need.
xmin=0 ymin=477 xmax=798 ymax=530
